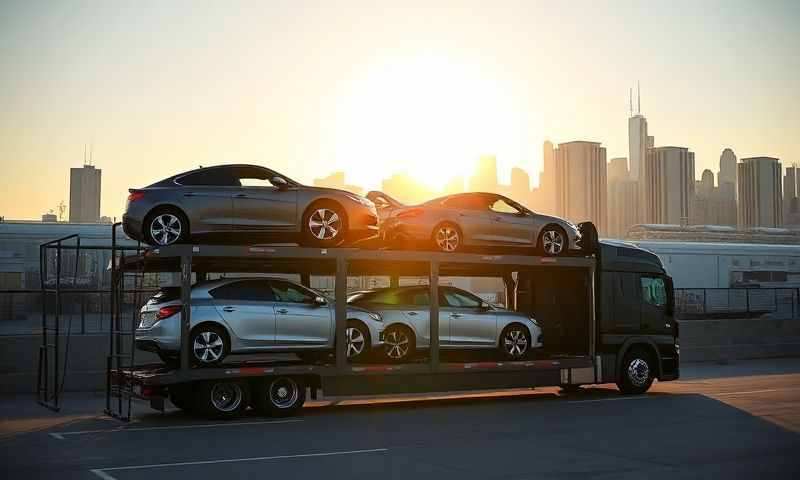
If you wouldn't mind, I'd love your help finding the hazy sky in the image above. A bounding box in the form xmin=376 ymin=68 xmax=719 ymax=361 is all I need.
xmin=1 ymin=0 xmax=798 ymax=220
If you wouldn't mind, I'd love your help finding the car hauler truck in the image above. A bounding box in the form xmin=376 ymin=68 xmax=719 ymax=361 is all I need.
xmin=98 ymin=223 xmax=679 ymax=420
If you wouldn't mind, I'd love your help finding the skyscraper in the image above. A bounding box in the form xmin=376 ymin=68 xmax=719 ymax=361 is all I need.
xmin=784 ymin=166 xmax=800 ymax=227
xmin=607 ymin=157 xmax=638 ymax=238
xmin=737 ymin=157 xmax=783 ymax=228
xmin=718 ymin=148 xmax=737 ymax=195
xmin=536 ymin=140 xmax=557 ymax=214
xmin=628 ymin=84 xmax=647 ymax=183
xmin=69 ymin=164 xmax=101 ymax=223
xmin=643 ymin=146 xmax=695 ymax=225
xmin=509 ymin=167 xmax=532 ymax=207
xmin=554 ymin=141 xmax=607 ymax=233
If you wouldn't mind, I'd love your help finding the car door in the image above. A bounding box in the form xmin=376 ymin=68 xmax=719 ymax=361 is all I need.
xmin=399 ymin=287 xmax=449 ymax=347
xmin=175 ymin=167 xmax=237 ymax=233
xmin=442 ymin=288 xmax=497 ymax=347
xmin=230 ymin=167 xmax=298 ymax=231
xmin=442 ymin=195 xmax=495 ymax=245
xmin=487 ymin=197 xmax=534 ymax=245
xmin=209 ymin=280 xmax=276 ymax=348
xmin=269 ymin=280 xmax=331 ymax=346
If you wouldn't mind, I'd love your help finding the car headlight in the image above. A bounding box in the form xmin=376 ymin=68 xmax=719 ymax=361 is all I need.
xmin=346 ymin=193 xmax=374 ymax=208
xmin=368 ymin=312 xmax=383 ymax=322
xmin=529 ymin=317 xmax=540 ymax=328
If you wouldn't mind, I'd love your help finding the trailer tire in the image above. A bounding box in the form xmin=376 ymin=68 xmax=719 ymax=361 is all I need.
xmin=617 ymin=347 xmax=655 ymax=395
xmin=254 ymin=376 xmax=306 ymax=417
xmin=196 ymin=380 xmax=250 ymax=419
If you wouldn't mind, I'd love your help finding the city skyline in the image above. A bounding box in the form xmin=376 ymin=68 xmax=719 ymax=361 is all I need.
xmin=1 ymin=1 xmax=798 ymax=220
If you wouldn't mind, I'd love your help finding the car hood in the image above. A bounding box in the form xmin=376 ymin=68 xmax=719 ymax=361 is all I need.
xmin=535 ymin=214 xmax=578 ymax=232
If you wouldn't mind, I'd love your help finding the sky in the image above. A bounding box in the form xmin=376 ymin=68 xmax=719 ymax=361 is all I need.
xmin=1 ymin=0 xmax=798 ymax=220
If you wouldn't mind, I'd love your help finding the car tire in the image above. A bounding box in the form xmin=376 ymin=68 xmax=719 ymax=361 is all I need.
xmin=432 ymin=222 xmax=462 ymax=253
xmin=196 ymin=380 xmax=250 ymax=419
xmin=144 ymin=208 xmax=189 ymax=246
xmin=189 ymin=324 xmax=229 ymax=366
xmin=617 ymin=347 xmax=655 ymax=395
xmin=346 ymin=320 xmax=371 ymax=362
xmin=254 ymin=376 xmax=306 ymax=417
xmin=538 ymin=225 xmax=567 ymax=256
xmin=498 ymin=324 xmax=531 ymax=361
xmin=302 ymin=200 xmax=348 ymax=247
xmin=382 ymin=324 xmax=415 ymax=363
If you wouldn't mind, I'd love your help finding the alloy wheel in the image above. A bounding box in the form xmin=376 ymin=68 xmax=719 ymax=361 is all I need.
xmin=150 ymin=213 xmax=182 ymax=246
xmin=269 ymin=377 xmax=300 ymax=409
xmin=627 ymin=358 xmax=650 ymax=387
xmin=346 ymin=326 xmax=366 ymax=358
xmin=193 ymin=330 xmax=224 ymax=363
xmin=210 ymin=383 xmax=243 ymax=412
xmin=541 ymin=229 xmax=564 ymax=255
xmin=384 ymin=329 xmax=410 ymax=360
xmin=308 ymin=208 xmax=342 ymax=240
xmin=435 ymin=226 xmax=460 ymax=252
xmin=503 ymin=328 xmax=529 ymax=358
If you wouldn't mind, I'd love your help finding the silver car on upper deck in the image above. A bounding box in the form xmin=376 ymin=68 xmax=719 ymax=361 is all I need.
xmin=123 ymin=164 xmax=378 ymax=247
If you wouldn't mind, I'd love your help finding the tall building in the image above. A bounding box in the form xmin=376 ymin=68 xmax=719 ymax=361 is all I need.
xmin=312 ymin=172 xmax=363 ymax=195
xmin=784 ymin=166 xmax=799 ymax=227
xmin=381 ymin=173 xmax=435 ymax=205
xmin=718 ymin=148 xmax=737 ymax=195
xmin=69 ymin=165 xmax=101 ymax=223
xmin=643 ymin=146 xmax=695 ymax=225
xmin=737 ymin=157 xmax=783 ymax=228
xmin=509 ymin=167 xmax=532 ymax=207
xmin=607 ymin=157 xmax=637 ymax=238
xmin=535 ymin=141 xmax=557 ymax=214
xmin=469 ymin=154 xmax=499 ymax=192
xmin=554 ymin=141 xmax=607 ymax=233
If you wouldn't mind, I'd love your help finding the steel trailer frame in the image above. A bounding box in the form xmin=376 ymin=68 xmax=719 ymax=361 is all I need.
xmin=108 ymin=237 xmax=603 ymax=419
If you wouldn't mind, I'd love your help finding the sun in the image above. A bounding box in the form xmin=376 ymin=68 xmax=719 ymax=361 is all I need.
xmin=325 ymin=54 xmax=528 ymax=193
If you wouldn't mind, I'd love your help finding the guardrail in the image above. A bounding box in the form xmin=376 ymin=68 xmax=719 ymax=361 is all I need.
xmin=676 ymin=288 xmax=799 ymax=320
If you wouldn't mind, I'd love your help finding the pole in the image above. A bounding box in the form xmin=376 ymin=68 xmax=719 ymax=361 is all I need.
xmin=179 ymin=251 xmax=192 ymax=371
xmin=429 ymin=261 xmax=440 ymax=370
xmin=334 ymin=255 xmax=348 ymax=371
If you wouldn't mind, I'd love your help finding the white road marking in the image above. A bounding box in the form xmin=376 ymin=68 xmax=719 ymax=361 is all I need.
xmin=711 ymin=389 xmax=780 ymax=396
xmin=566 ymin=395 xmax=653 ymax=404
xmin=89 ymin=448 xmax=389 ymax=479
xmin=50 ymin=419 xmax=302 ymax=440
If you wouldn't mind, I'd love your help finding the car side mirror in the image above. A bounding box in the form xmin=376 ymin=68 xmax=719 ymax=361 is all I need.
xmin=272 ymin=176 xmax=289 ymax=190
xmin=313 ymin=296 xmax=327 ymax=306
xmin=479 ymin=301 xmax=492 ymax=311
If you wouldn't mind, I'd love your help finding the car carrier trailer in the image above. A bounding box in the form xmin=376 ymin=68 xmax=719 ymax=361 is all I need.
xmin=104 ymin=224 xmax=679 ymax=420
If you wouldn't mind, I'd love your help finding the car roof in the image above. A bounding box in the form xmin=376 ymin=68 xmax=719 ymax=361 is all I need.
xmin=148 ymin=164 xmax=301 ymax=187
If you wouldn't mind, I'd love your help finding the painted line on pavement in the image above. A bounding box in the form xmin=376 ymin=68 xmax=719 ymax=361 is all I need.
xmin=50 ymin=419 xmax=302 ymax=440
xmin=89 ymin=448 xmax=389 ymax=479
xmin=567 ymin=395 xmax=653 ymax=404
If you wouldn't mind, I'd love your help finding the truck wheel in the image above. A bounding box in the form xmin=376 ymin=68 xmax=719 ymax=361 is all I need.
xmin=196 ymin=380 xmax=249 ymax=419
xmin=617 ymin=347 xmax=655 ymax=394
xmin=254 ymin=376 xmax=306 ymax=417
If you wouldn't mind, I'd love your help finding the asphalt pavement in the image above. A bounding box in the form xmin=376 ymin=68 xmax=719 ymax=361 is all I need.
xmin=2 ymin=358 xmax=800 ymax=479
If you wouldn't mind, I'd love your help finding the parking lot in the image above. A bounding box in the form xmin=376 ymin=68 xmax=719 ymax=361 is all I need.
xmin=2 ymin=358 xmax=800 ymax=480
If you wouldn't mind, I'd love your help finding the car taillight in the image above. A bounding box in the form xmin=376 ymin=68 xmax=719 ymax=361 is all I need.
xmin=156 ymin=305 xmax=182 ymax=320
xmin=397 ymin=208 xmax=423 ymax=219
xmin=128 ymin=190 xmax=145 ymax=202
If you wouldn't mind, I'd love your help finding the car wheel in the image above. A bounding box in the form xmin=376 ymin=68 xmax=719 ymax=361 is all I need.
xmin=538 ymin=225 xmax=567 ymax=256
xmin=302 ymin=201 xmax=348 ymax=247
xmin=346 ymin=320 xmax=371 ymax=362
xmin=432 ymin=223 xmax=461 ymax=253
xmin=144 ymin=208 xmax=188 ymax=246
xmin=382 ymin=325 xmax=415 ymax=363
xmin=617 ymin=347 xmax=655 ymax=394
xmin=254 ymin=376 xmax=306 ymax=417
xmin=499 ymin=324 xmax=531 ymax=361
xmin=190 ymin=325 xmax=229 ymax=366
xmin=196 ymin=380 xmax=249 ymax=419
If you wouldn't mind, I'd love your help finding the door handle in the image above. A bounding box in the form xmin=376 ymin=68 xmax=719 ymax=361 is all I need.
xmin=183 ymin=192 xmax=196 ymax=197
xmin=234 ymin=193 xmax=248 ymax=198
xmin=406 ymin=311 xmax=417 ymax=316
xmin=276 ymin=308 xmax=289 ymax=314
xmin=450 ymin=313 xmax=462 ymax=318
xmin=222 ymin=306 xmax=236 ymax=312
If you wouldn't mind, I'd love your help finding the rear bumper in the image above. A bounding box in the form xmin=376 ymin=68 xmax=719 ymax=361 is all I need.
xmin=122 ymin=214 xmax=144 ymax=242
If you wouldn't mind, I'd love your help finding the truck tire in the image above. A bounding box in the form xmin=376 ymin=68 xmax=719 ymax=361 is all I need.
xmin=617 ymin=347 xmax=655 ymax=394
xmin=254 ymin=376 xmax=306 ymax=417
xmin=196 ymin=380 xmax=250 ymax=419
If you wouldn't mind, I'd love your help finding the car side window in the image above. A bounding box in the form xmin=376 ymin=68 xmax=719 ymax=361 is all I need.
xmin=209 ymin=280 xmax=274 ymax=302
xmin=641 ymin=276 xmax=667 ymax=307
xmin=490 ymin=198 xmax=522 ymax=215
xmin=443 ymin=288 xmax=483 ymax=308
xmin=269 ymin=281 xmax=316 ymax=304
xmin=405 ymin=289 xmax=430 ymax=306
xmin=178 ymin=168 xmax=238 ymax=187
xmin=234 ymin=167 xmax=280 ymax=188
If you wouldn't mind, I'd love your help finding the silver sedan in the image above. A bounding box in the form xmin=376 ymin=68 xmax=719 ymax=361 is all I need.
xmin=347 ymin=285 xmax=542 ymax=362
xmin=368 ymin=191 xmax=580 ymax=255
xmin=135 ymin=277 xmax=384 ymax=366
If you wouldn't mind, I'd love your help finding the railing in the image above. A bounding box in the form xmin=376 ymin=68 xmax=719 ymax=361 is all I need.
xmin=676 ymin=288 xmax=800 ymax=320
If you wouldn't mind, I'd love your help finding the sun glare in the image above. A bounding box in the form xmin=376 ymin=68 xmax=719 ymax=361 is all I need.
xmin=327 ymin=55 xmax=528 ymax=193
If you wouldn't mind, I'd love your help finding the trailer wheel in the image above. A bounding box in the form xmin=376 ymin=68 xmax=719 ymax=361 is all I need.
xmin=197 ymin=380 xmax=250 ymax=419
xmin=617 ymin=347 xmax=655 ymax=395
xmin=254 ymin=376 xmax=306 ymax=417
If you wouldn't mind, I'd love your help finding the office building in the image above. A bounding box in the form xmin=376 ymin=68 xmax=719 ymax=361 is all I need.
xmin=607 ymin=157 xmax=638 ymax=238
xmin=737 ymin=157 xmax=783 ymax=228
xmin=643 ymin=146 xmax=695 ymax=225
xmin=554 ymin=141 xmax=607 ymax=233
xmin=68 ymin=165 xmax=101 ymax=223
xmin=535 ymin=141 xmax=557 ymax=215
xmin=784 ymin=166 xmax=800 ymax=227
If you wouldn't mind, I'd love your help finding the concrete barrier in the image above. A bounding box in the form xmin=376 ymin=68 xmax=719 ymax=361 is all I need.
xmin=1 ymin=317 xmax=799 ymax=393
